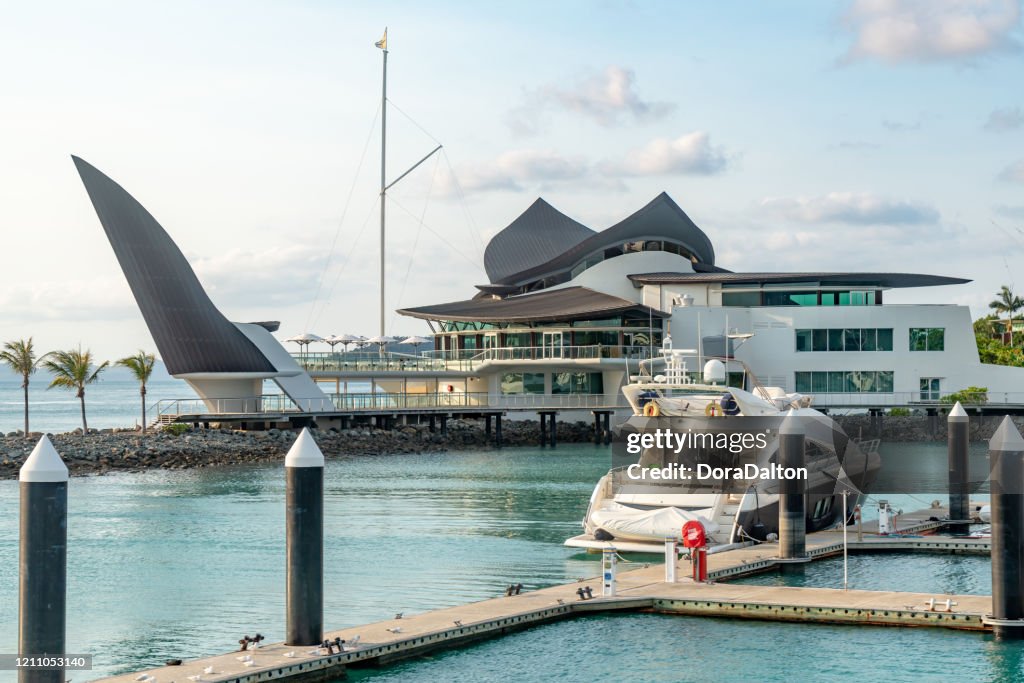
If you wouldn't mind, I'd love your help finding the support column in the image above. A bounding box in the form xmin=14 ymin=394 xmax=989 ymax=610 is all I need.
xmin=485 ymin=414 xmax=492 ymax=440
xmin=440 ymin=415 xmax=448 ymax=436
xmin=549 ymin=413 xmax=557 ymax=448
xmin=285 ymin=429 xmax=324 ymax=646
xmin=429 ymin=415 xmax=436 ymax=433
xmin=19 ymin=436 xmax=68 ymax=683
xmin=988 ymin=417 xmax=1024 ymax=639
xmin=495 ymin=415 xmax=503 ymax=449
xmin=778 ymin=410 xmax=807 ymax=561
xmin=539 ymin=413 xmax=547 ymax=447
xmin=593 ymin=412 xmax=601 ymax=445
xmin=604 ymin=413 xmax=612 ymax=445
xmin=948 ymin=402 xmax=970 ymax=528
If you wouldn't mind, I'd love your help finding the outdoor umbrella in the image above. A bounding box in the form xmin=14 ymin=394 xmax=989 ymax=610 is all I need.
xmin=400 ymin=335 xmax=432 ymax=347
xmin=283 ymin=333 xmax=324 ymax=358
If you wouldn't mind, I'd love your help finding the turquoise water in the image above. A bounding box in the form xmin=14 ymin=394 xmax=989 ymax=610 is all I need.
xmin=0 ymin=442 xmax=1014 ymax=682
xmin=0 ymin=380 xmax=193 ymax=434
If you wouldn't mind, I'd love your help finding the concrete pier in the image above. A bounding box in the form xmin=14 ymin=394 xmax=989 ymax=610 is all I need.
xmin=988 ymin=416 xmax=1024 ymax=638
xmin=18 ymin=436 xmax=69 ymax=683
xmin=778 ymin=410 xmax=807 ymax=561
xmin=948 ymin=402 xmax=970 ymax=528
xmin=285 ymin=429 xmax=325 ymax=646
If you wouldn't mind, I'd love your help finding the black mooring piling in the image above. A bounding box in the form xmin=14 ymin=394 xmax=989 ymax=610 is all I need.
xmin=285 ymin=428 xmax=324 ymax=646
xmin=989 ymin=416 xmax=1024 ymax=639
xmin=19 ymin=436 xmax=68 ymax=683
xmin=778 ymin=410 xmax=807 ymax=561
xmin=948 ymin=402 xmax=970 ymax=529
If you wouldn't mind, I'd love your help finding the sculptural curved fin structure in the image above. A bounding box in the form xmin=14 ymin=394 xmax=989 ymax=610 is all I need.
xmin=72 ymin=156 xmax=276 ymax=376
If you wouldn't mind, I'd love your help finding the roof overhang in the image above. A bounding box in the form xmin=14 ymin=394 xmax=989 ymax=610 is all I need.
xmin=626 ymin=272 xmax=971 ymax=289
xmin=397 ymin=286 xmax=667 ymax=324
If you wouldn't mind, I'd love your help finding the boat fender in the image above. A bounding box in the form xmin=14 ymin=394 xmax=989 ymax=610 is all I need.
xmin=704 ymin=401 xmax=719 ymax=417
xmin=643 ymin=401 xmax=661 ymax=417
xmin=594 ymin=528 xmax=615 ymax=541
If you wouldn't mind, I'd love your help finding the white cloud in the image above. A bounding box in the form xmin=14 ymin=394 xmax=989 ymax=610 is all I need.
xmin=995 ymin=204 xmax=1024 ymax=219
xmin=604 ymin=131 xmax=730 ymax=177
xmin=436 ymin=149 xmax=590 ymax=195
xmin=507 ymin=66 xmax=675 ymax=134
xmin=191 ymin=244 xmax=327 ymax=308
xmin=985 ymin=106 xmax=1024 ymax=131
xmin=999 ymin=159 xmax=1024 ymax=183
xmin=759 ymin=192 xmax=940 ymax=224
xmin=841 ymin=0 xmax=1021 ymax=64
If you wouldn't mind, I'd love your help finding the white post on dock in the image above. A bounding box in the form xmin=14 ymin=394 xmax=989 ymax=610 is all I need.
xmin=948 ymin=402 xmax=970 ymax=528
xmin=18 ymin=436 xmax=69 ymax=683
xmin=602 ymin=547 xmax=617 ymax=597
xmin=987 ymin=417 xmax=1024 ymax=639
xmin=664 ymin=538 xmax=677 ymax=583
xmin=285 ymin=428 xmax=325 ymax=646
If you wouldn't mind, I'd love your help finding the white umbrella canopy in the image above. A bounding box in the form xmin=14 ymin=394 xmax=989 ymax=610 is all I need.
xmin=364 ymin=335 xmax=392 ymax=344
xmin=284 ymin=333 xmax=324 ymax=343
xmin=400 ymin=335 xmax=433 ymax=346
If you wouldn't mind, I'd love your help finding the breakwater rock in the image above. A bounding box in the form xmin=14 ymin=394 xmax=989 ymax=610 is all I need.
xmin=0 ymin=419 xmax=600 ymax=479
xmin=834 ymin=414 xmax=1024 ymax=442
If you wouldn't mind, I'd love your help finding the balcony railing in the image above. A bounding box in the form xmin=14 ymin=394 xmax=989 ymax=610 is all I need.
xmin=294 ymin=345 xmax=654 ymax=374
xmin=156 ymin=391 xmax=629 ymax=419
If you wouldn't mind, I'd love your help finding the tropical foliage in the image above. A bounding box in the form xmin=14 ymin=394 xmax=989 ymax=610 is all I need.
xmin=42 ymin=348 xmax=109 ymax=434
xmin=989 ymin=285 xmax=1024 ymax=346
xmin=0 ymin=338 xmax=39 ymax=435
xmin=940 ymin=386 xmax=989 ymax=405
xmin=116 ymin=351 xmax=156 ymax=433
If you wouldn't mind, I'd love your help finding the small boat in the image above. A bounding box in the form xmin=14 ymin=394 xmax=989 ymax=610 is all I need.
xmin=566 ymin=347 xmax=881 ymax=552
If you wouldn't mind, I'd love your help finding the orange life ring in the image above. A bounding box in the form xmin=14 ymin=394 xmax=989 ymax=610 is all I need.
xmin=704 ymin=401 xmax=719 ymax=417
xmin=643 ymin=401 xmax=661 ymax=417
xmin=446 ymin=384 xmax=454 ymax=393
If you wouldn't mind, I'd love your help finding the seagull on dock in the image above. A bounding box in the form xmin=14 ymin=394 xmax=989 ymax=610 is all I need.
xmin=187 ymin=675 xmax=202 ymax=682
xmin=348 ymin=635 xmax=361 ymax=647
xmin=395 ymin=612 xmax=403 ymax=619
xmin=202 ymin=666 xmax=215 ymax=675
xmin=283 ymin=652 xmax=296 ymax=658
xmin=386 ymin=627 xmax=403 ymax=634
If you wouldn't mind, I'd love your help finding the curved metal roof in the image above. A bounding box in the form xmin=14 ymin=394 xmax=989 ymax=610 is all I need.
xmin=490 ymin=193 xmax=716 ymax=286
xmin=483 ymin=198 xmax=596 ymax=283
xmin=73 ymin=156 xmax=277 ymax=376
xmin=625 ymin=272 xmax=970 ymax=288
xmin=398 ymin=286 xmax=666 ymax=323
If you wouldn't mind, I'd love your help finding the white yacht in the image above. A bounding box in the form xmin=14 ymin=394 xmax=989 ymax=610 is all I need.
xmin=566 ymin=347 xmax=881 ymax=552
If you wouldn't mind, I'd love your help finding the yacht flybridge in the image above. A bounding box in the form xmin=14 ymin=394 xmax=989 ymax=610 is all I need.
xmin=565 ymin=346 xmax=880 ymax=553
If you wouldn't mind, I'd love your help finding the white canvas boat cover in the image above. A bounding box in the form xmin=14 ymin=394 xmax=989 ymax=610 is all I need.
xmin=590 ymin=506 xmax=719 ymax=542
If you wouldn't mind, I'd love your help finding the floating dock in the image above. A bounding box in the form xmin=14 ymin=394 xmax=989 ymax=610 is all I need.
xmin=97 ymin=507 xmax=995 ymax=683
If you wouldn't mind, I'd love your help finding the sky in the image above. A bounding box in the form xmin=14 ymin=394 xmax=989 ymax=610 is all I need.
xmin=0 ymin=0 xmax=1022 ymax=361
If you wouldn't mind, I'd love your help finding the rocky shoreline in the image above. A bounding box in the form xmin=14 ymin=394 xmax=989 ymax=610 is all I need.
xmin=3 ymin=413 xmax=1018 ymax=480
xmin=0 ymin=419 xmax=600 ymax=479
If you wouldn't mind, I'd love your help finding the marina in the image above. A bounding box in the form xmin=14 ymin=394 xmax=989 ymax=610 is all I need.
xmin=92 ymin=507 xmax=994 ymax=683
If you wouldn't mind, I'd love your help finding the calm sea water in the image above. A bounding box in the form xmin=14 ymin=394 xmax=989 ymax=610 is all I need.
xmin=0 ymin=380 xmax=194 ymax=434
xmin=0 ymin=443 xmax=1014 ymax=682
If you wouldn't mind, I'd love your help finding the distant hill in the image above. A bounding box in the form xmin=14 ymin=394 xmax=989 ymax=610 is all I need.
xmin=0 ymin=358 xmax=178 ymax=383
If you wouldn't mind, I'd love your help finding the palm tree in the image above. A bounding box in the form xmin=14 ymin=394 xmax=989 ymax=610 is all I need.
xmin=42 ymin=348 xmax=109 ymax=435
xmin=116 ymin=351 xmax=155 ymax=433
xmin=989 ymin=286 xmax=1024 ymax=346
xmin=0 ymin=338 xmax=39 ymax=436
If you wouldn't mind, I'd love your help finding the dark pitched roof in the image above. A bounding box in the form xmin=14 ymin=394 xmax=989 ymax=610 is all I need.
xmin=397 ymin=286 xmax=666 ymax=323
xmin=73 ymin=156 xmax=277 ymax=376
xmin=483 ymin=198 xmax=596 ymax=283
xmin=489 ymin=193 xmax=716 ymax=285
xmin=626 ymin=272 xmax=971 ymax=288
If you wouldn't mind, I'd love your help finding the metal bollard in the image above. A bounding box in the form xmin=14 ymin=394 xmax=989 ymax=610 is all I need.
xmin=948 ymin=402 xmax=970 ymax=528
xmin=19 ymin=436 xmax=68 ymax=683
xmin=285 ymin=428 xmax=325 ymax=646
xmin=778 ymin=409 xmax=807 ymax=560
xmin=988 ymin=417 xmax=1024 ymax=638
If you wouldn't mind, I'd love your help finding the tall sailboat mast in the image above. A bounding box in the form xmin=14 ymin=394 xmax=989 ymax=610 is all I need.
xmin=377 ymin=28 xmax=388 ymax=338
xmin=373 ymin=28 xmax=442 ymax=340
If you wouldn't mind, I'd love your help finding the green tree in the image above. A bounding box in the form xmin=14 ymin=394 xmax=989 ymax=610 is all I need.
xmin=989 ymin=285 xmax=1024 ymax=346
xmin=42 ymin=348 xmax=109 ymax=435
xmin=116 ymin=351 xmax=156 ymax=433
xmin=0 ymin=338 xmax=40 ymax=436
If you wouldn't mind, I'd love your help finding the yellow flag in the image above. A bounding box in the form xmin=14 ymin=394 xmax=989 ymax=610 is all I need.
xmin=375 ymin=28 xmax=387 ymax=50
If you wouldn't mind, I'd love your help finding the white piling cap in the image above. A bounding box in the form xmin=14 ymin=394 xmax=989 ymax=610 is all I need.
xmin=990 ymin=416 xmax=1024 ymax=452
xmin=948 ymin=401 xmax=968 ymax=422
xmin=20 ymin=435 xmax=69 ymax=483
xmin=779 ymin=408 xmax=804 ymax=435
xmin=285 ymin=428 xmax=325 ymax=468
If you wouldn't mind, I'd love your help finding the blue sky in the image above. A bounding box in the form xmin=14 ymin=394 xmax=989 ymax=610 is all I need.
xmin=0 ymin=0 xmax=1022 ymax=360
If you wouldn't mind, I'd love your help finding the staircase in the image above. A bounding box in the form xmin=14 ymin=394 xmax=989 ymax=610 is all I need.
xmin=711 ymin=493 xmax=745 ymax=544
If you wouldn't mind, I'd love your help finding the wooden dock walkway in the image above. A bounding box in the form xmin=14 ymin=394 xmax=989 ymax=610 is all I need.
xmin=96 ymin=507 xmax=994 ymax=683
